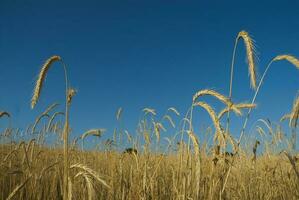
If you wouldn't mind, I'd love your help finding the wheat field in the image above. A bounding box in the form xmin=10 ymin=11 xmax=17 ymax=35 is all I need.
xmin=0 ymin=30 xmax=298 ymax=200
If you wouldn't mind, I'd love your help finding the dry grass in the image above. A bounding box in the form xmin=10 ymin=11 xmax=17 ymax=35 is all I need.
xmin=0 ymin=30 xmax=299 ymax=200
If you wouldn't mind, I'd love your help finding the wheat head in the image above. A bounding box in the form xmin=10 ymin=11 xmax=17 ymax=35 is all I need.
xmin=31 ymin=56 xmax=61 ymax=109
xmin=290 ymin=95 xmax=299 ymax=128
xmin=273 ymin=55 xmax=299 ymax=69
xmin=237 ymin=30 xmax=257 ymax=89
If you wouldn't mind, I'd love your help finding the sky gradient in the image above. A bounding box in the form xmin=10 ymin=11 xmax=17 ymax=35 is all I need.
xmin=1 ymin=0 xmax=299 ymax=145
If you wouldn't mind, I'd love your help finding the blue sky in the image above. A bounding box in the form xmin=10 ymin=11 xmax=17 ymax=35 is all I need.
xmin=1 ymin=0 xmax=299 ymax=146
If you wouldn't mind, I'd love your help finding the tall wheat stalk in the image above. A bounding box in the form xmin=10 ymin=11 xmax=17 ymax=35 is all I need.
xmin=31 ymin=55 xmax=70 ymax=200
xmin=226 ymin=30 xmax=257 ymax=149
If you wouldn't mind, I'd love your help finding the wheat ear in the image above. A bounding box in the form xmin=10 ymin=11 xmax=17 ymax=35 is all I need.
xmin=237 ymin=31 xmax=257 ymax=89
xmin=31 ymin=56 xmax=61 ymax=109
xmin=290 ymin=95 xmax=299 ymax=128
xmin=218 ymin=103 xmax=256 ymax=120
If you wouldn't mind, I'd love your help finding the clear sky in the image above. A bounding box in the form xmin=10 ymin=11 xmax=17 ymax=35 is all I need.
xmin=1 ymin=0 xmax=299 ymax=146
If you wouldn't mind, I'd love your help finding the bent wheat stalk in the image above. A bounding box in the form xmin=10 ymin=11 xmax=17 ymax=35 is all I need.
xmin=31 ymin=55 xmax=71 ymax=200
xmin=225 ymin=31 xmax=257 ymax=159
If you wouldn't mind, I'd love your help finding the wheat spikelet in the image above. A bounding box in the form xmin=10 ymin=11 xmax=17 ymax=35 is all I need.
xmin=273 ymin=55 xmax=299 ymax=69
xmin=67 ymin=88 xmax=77 ymax=105
xmin=193 ymin=89 xmax=231 ymax=105
xmin=143 ymin=131 xmax=151 ymax=145
xmin=153 ymin=123 xmax=161 ymax=143
xmin=256 ymin=126 xmax=266 ymax=137
xmin=163 ymin=115 xmax=176 ymax=128
xmin=70 ymin=163 xmax=110 ymax=188
xmin=0 ymin=111 xmax=10 ymax=118
xmin=290 ymin=96 xmax=299 ymax=128
xmin=225 ymin=132 xmax=237 ymax=152
xmin=81 ymin=129 xmax=106 ymax=140
xmin=31 ymin=55 xmax=61 ymax=109
xmin=143 ymin=108 xmax=156 ymax=116
xmin=188 ymin=131 xmax=200 ymax=156
xmin=153 ymin=122 xmax=166 ymax=143
xmin=192 ymin=89 xmax=243 ymax=116
xmin=26 ymin=139 xmax=36 ymax=162
xmin=168 ymin=107 xmax=180 ymax=116
xmin=125 ymin=130 xmax=132 ymax=143
xmin=218 ymin=103 xmax=256 ymax=119
xmin=116 ymin=107 xmax=123 ymax=121
xmin=237 ymin=30 xmax=257 ymax=89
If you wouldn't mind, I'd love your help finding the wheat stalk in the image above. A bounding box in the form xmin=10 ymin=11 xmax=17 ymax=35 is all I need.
xmin=225 ymin=31 xmax=258 ymax=158
xmin=68 ymin=177 xmax=73 ymax=200
xmin=6 ymin=175 xmax=32 ymax=200
xmin=116 ymin=107 xmax=123 ymax=121
xmin=31 ymin=55 xmax=70 ymax=200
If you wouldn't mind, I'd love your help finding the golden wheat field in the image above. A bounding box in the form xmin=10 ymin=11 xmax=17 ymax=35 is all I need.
xmin=0 ymin=30 xmax=299 ymax=200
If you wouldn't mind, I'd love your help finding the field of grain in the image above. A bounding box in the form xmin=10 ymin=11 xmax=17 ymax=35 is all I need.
xmin=0 ymin=30 xmax=298 ymax=200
